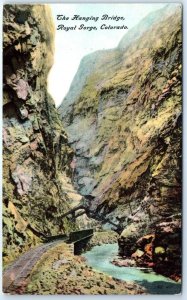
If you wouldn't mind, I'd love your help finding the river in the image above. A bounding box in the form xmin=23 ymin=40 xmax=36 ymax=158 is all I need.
xmin=83 ymin=243 xmax=181 ymax=294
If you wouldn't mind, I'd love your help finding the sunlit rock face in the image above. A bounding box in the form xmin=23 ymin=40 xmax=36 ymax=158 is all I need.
xmin=3 ymin=4 xmax=82 ymax=265
xmin=59 ymin=5 xmax=182 ymax=277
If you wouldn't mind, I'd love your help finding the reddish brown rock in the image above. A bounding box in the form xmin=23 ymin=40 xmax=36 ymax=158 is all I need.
xmin=152 ymin=217 xmax=181 ymax=281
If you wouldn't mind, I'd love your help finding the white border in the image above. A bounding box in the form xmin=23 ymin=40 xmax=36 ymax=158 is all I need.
xmin=0 ymin=1 xmax=186 ymax=300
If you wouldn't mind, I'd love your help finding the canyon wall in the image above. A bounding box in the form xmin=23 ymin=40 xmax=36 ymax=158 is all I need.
xmin=3 ymin=3 xmax=182 ymax=281
xmin=3 ymin=4 xmax=82 ymax=265
xmin=59 ymin=5 xmax=182 ymax=277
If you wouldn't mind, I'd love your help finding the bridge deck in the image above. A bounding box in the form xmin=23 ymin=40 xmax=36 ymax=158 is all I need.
xmin=42 ymin=229 xmax=94 ymax=243
xmin=68 ymin=229 xmax=94 ymax=243
xmin=70 ymin=234 xmax=93 ymax=244
xmin=43 ymin=234 xmax=69 ymax=243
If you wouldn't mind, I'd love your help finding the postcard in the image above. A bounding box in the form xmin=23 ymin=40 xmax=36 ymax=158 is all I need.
xmin=2 ymin=3 xmax=182 ymax=295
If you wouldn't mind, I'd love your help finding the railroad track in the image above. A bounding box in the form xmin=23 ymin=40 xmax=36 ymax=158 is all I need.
xmin=3 ymin=241 xmax=61 ymax=294
xmin=3 ymin=229 xmax=94 ymax=294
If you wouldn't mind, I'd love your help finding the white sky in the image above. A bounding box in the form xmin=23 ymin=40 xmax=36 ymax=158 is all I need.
xmin=47 ymin=3 xmax=165 ymax=107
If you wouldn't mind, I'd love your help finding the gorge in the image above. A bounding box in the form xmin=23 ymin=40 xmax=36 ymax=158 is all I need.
xmin=3 ymin=3 xmax=182 ymax=295
xmin=59 ymin=3 xmax=182 ymax=282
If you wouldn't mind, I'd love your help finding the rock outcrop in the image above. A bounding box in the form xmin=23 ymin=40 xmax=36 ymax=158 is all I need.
xmin=3 ymin=4 xmax=82 ymax=266
xmin=118 ymin=215 xmax=181 ymax=281
xmin=152 ymin=216 xmax=181 ymax=281
xmin=59 ymin=4 xmax=182 ymax=278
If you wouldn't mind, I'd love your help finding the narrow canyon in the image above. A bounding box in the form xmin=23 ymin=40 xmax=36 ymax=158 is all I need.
xmin=3 ymin=4 xmax=182 ymax=295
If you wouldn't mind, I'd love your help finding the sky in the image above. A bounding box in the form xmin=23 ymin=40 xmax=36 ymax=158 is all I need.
xmin=48 ymin=3 xmax=165 ymax=107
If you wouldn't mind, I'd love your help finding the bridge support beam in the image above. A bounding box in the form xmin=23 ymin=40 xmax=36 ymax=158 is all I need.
xmin=74 ymin=235 xmax=92 ymax=255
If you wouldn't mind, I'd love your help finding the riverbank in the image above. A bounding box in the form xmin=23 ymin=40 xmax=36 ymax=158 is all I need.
xmin=86 ymin=230 xmax=119 ymax=250
xmin=25 ymin=242 xmax=146 ymax=295
xmin=83 ymin=243 xmax=181 ymax=295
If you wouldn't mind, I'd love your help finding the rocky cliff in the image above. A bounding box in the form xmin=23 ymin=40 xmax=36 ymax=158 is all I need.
xmin=3 ymin=4 xmax=82 ymax=266
xmin=59 ymin=5 xmax=182 ymax=278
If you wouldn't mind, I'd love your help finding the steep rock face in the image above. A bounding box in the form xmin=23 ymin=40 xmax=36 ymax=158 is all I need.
xmin=59 ymin=4 xmax=182 ymax=275
xmin=3 ymin=4 xmax=82 ymax=265
xmin=118 ymin=4 xmax=179 ymax=50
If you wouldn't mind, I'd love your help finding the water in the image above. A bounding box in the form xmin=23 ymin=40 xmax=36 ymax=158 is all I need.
xmin=83 ymin=243 xmax=181 ymax=294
